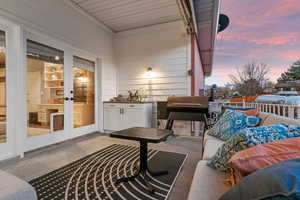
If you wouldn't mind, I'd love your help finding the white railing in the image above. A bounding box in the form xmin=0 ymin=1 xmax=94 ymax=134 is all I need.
xmin=209 ymin=101 xmax=300 ymax=120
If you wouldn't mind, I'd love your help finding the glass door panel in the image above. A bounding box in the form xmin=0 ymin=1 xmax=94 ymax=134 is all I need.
xmin=26 ymin=40 xmax=65 ymax=137
xmin=0 ymin=30 xmax=6 ymax=143
xmin=72 ymin=56 xmax=95 ymax=128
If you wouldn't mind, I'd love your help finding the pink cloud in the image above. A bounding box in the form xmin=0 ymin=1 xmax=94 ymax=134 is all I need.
xmin=218 ymin=31 xmax=298 ymax=46
xmin=279 ymin=51 xmax=300 ymax=61
xmin=249 ymin=33 xmax=298 ymax=45
xmin=266 ymin=0 xmax=300 ymax=17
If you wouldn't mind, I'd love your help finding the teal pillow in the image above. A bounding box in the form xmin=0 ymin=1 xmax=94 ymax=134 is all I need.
xmin=219 ymin=158 xmax=300 ymax=200
xmin=287 ymin=124 xmax=300 ymax=136
xmin=207 ymin=110 xmax=260 ymax=141
xmin=242 ymin=124 xmax=300 ymax=147
xmin=222 ymin=106 xmax=255 ymax=111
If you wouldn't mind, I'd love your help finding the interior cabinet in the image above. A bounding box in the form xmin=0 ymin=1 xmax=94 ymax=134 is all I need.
xmin=103 ymin=102 xmax=152 ymax=131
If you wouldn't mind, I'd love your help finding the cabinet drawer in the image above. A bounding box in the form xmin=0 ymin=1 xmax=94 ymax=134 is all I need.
xmin=103 ymin=103 xmax=123 ymax=109
xmin=125 ymin=104 xmax=145 ymax=109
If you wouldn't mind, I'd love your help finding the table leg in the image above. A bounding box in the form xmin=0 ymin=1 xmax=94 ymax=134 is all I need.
xmin=115 ymin=141 xmax=169 ymax=194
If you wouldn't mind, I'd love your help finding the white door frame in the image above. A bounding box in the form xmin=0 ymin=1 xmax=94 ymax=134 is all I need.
xmin=0 ymin=17 xmax=21 ymax=160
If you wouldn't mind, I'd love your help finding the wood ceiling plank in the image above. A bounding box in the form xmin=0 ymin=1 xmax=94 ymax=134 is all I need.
xmin=86 ymin=0 xmax=174 ymax=14
xmin=93 ymin=3 xmax=179 ymax=22
xmin=87 ymin=0 xmax=175 ymax=18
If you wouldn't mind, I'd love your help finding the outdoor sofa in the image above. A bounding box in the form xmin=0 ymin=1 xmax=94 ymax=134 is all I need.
xmin=188 ymin=112 xmax=300 ymax=200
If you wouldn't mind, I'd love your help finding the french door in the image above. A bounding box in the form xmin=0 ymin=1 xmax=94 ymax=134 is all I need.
xmin=70 ymin=56 xmax=97 ymax=137
xmin=24 ymin=33 xmax=98 ymax=151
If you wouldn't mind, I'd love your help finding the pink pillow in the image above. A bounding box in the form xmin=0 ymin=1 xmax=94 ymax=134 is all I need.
xmin=229 ymin=136 xmax=300 ymax=177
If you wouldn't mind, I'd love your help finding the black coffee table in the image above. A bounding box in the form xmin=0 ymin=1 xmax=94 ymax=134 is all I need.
xmin=110 ymin=127 xmax=172 ymax=194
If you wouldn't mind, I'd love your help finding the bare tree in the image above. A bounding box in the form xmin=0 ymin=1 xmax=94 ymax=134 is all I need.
xmin=230 ymin=61 xmax=269 ymax=96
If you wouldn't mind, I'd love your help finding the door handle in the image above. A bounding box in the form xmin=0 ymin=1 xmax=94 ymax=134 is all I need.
xmin=64 ymin=97 xmax=69 ymax=101
xmin=70 ymin=97 xmax=74 ymax=101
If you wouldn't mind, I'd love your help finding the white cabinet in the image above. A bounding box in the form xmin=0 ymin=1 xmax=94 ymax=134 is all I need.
xmin=103 ymin=103 xmax=152 ymax=131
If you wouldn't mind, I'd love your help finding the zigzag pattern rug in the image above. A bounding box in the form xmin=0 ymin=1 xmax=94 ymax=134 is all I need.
xmin=30 ymin=144 xmax=187 ymax=200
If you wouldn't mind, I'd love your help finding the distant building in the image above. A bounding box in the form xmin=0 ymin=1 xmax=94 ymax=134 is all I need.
xmin=275 ymin=81 xmax=300 ymax=91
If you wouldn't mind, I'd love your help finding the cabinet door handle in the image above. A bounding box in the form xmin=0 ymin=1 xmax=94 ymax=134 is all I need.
xmin=129 ymin=105 xmax=135 ymax=108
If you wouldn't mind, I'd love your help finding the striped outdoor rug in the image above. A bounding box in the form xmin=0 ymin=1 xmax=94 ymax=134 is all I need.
xmin=30 ymin=144 xmax=187 ymax=200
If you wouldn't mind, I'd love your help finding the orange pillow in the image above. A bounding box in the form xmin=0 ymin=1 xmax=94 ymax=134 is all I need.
xmin=228 ymin=136 xmax=300 ymax=177
xmin=236 ymin=109 xmax=259 ymax=116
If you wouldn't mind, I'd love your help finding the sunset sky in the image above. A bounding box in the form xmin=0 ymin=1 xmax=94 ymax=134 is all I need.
xmin=206 ymin=0 xmax=300 ymax=86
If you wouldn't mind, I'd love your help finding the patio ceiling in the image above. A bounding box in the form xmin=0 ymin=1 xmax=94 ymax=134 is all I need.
xmin=68 ymin=0 xmax=181 ymax=32
xmin=67 ymin=0 xmax=220 ymax=77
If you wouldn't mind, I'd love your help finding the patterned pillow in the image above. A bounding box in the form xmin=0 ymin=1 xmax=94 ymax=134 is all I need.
xmin=207 ymin=110 xmax=261 ymax=141
xmin=241 ymin=124 xmax=300 ymax=147
xmin=287 ymin=124 xmax=300 ymax=136
xmin=207 ymin=133 xmax=248 ymax=171
xmin=223 ymin=106 xmax=255 ymax=111
xmin=208 ymin=124 xmax=300 ymax=172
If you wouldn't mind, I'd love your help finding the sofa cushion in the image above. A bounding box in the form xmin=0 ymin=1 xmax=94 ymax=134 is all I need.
xmin=188 ymin=161 xmax=231 ymax=200
xmin=219 ymin=158 xmax=300 ymax=200
xmin=0 ymin=170 xmax=37 ymax=200
xmin=207 ymin=110 xmax=261 ymax=141
xmin=203 ymin=132 xmax=220 ymax=146
xmin=229 ymin=136 xmax=300 ymax=177
xmin=202 ymin=139 xmax=225 ymax=160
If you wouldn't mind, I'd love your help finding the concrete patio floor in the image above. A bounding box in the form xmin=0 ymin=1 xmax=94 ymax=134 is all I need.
xmin=0 ymin=132 xmax=202 ymax=200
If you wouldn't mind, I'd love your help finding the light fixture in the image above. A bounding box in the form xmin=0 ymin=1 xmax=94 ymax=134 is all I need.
xmin=78 ymin=77 xmax=88 ymax=83
xmin=54 ymin=56 xmax=60 ymax=61
xmin=77 ymin=74 xmax=89 ymax=83
xmin=146 ymin=67 xmax=155 ymax=78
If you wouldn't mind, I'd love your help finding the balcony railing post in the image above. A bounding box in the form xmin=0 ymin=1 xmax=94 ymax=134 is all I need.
xmin=296 ymin=107 xmax=300 ymax=119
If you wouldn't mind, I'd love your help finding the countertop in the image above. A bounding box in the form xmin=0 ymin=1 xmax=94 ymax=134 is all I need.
xmin=103 ymin=101 xmax=155 ymax=104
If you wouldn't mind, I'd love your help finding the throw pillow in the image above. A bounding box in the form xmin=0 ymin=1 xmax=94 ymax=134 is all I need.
xmin=207 ymin=110 xmax=261 ymax=141
xmin=287 ymin=124 xmax=300 ymax=136
xmin=241 ymin=124 xmax=300 ymax=147
xmin=236 ymin=108 xmax=259 ymax=116
xmin=222 ymin=106 xmax=255 ymax=111
xmin=219 ymin=158 xmax=300 ymax=200
xmin=207 ymin=133 xmax=248 ymax=172
xmin=229 ymin=136 xmax=300 ymax=177
xmin=208 ymin=124 xmax=300 ymax=172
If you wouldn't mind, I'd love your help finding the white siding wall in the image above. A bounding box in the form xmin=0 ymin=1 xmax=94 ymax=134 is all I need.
xmin=114 ymin=21 xmax=191 ymax=101
xmin=0 ymin=0 xmax=117 ymax=101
